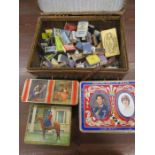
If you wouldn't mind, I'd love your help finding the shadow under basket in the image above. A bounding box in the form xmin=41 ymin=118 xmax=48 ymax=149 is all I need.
xmin=27 ymin=15 xmax=128 ymax=80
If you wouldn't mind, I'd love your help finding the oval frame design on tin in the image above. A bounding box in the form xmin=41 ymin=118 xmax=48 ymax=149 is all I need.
xmin=90 ymin=91 xmax=111 ymax=120
xmin=116 ymin=91 xmax=135 ymax=118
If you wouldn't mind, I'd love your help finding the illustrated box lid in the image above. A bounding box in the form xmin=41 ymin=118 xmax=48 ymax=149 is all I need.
xmin=21 ymin=79 xmax=79 ymax=105
xmin=24 ymin=104 xmax=71 ymax=146
xmin=79 ymin=81 xmax=135 ymax=133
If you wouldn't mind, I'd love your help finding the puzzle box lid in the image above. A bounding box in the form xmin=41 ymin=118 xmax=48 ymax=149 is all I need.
xmin=79 ymin=81 xmax=135 ymax=133
xmin=21 ymin=79 xmax=79 ymax=105
xmin=24 ymin=104 xmax=71 ymax=146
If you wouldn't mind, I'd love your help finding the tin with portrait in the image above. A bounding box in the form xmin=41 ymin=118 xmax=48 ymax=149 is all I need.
xmin=79 ymin=81 xmax=135 ymax=133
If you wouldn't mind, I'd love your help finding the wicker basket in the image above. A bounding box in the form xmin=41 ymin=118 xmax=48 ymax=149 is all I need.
xmin=27 ymin=1 xmax=128 ymax=80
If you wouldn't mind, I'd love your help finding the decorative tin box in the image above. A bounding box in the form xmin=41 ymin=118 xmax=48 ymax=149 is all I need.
xmin=21 ymin=79 xmax=79 ymax=105
xmin=24 ymin=104 xmax=71 ymax=146
xmin=79 ymin=81 xmax=135 ymax=133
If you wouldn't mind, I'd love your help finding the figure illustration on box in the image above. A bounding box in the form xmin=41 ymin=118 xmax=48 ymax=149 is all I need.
xmin=43 ymin=110 xmax=53 ymax=127
xmin=28 ymin=80 xmax=48 ymax=102
xmin=53 ymin=81 xmax=72 ymax=103
xmin=91 ymin=93 xmax=109 ymax=120
xmin=104 ymin=32 xmax=117 ymax=54
xmin=24 ymin=105 xmax=71 ymax=146
xmin=37 ymin=109 xmax=61 ymax=141
xmin=117 ymin=93 xmax=134 ymax=118
xmin=54 ymin=86 xmax=69 ymax=102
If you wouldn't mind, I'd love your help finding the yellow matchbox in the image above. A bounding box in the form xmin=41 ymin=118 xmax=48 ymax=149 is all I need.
xmin=86 ymin=54 xmax=100 ymax=65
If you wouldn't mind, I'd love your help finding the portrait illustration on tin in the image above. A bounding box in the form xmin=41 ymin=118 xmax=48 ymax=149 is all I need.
xmin=117 ymin=92 xmax=135 ymax=118
xmin=52 ymin=81 xmax=72 ymax=104
xmin=90 ymin=92 xmax=110 ymax=120
xmin=28 ymin=79 xmax=48 ymax=102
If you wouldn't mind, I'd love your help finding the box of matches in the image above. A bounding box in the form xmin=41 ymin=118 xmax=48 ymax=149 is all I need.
xmin=76 ymin=21 xmax=89 ymax=38
xmin=21 ymin=79 xmax=79 ymax=105
xmin=24 ymin=104 xmax=71 ymax=146
xmin=79 ymin=81 xmax=135 ymax=133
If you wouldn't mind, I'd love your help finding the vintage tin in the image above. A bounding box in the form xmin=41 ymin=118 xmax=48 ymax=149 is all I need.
xmin=21 ymin=79 xmax=79 ymax=105
xmin=24 ymin=104 xmax=71 ymax=146
xmin=79 ymin=81 xmax=135 ymax=133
